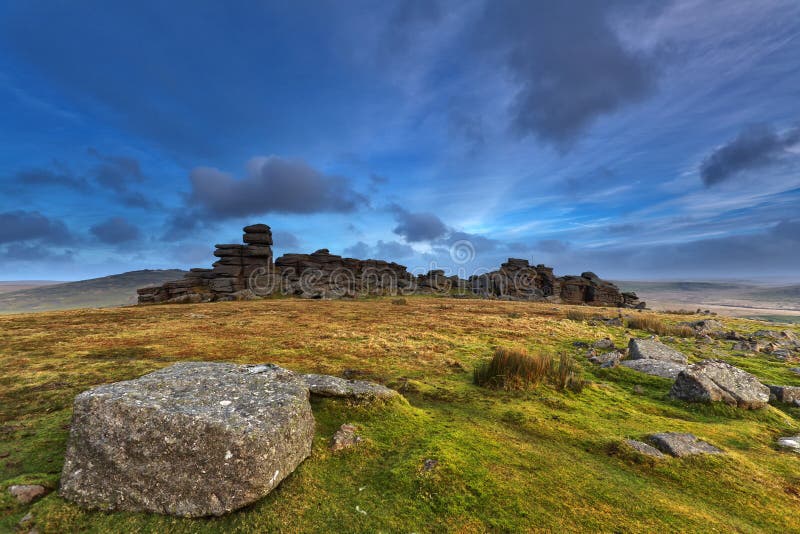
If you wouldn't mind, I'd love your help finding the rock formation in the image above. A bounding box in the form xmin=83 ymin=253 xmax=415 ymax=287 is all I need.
xmin=670 ymin=359 xmax=770 ymax=409
xmin=60 ymin=362 xmax=399 ymax=517
xmin=138 ymin=223 xmax=643 ymax=307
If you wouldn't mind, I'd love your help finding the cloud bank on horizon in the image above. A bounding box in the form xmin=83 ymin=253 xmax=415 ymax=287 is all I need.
xmin=1 ymin=0 xmax=799 ymax=280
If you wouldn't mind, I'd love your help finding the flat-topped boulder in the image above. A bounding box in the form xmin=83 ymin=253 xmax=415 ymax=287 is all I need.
xmin=670 ymin=360 xmax=769 ymax=409
xmin=647 ymin=433 xmax=723 ymax=457
xmin=60 ymin=362 xmax=315 ymax=517
xmin=301 ymin=374 xmax=399 ymax=401
xmin=628 ymin=338 xmax=688 ymax=364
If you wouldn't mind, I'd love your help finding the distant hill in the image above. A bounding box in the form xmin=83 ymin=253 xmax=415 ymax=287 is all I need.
xmin=0 ymin=281 xmax=60 ymax=294
xmin=615 ymin=280 xmax=800 ymax=316
xmin=0 ymin=270 xmax=186 ymax=314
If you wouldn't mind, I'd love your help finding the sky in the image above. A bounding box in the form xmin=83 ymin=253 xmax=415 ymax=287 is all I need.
xmin=1 ymin=0 xmax=799 ymax=281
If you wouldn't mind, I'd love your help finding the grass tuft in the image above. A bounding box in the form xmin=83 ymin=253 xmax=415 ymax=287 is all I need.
xmin=473 ymin=348 xmax=584 ymax=392
xmin=626 ymin=315 xmax=694 ymax=338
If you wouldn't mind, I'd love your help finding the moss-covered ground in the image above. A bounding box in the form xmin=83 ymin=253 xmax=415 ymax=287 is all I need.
xmin=2 ymin=298 xmax=800 ymax=532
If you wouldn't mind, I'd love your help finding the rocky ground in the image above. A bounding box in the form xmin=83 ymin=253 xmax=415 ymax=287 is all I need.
xmin=2 ymin=298 xmax=800 ymax=532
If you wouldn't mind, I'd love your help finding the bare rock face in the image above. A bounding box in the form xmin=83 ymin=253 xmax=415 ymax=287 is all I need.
xmin=59 ymin=362 xmax=315 ymax=517
xmin=670 ymin=359 xmax=769 ymax=409
xmin=647 ymin=433 xmax=723 ymax=457
xmin=627 ymin=338 xmax=688 ymax=364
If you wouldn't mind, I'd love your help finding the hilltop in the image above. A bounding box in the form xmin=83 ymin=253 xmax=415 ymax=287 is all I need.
xmin=2 ymin=298 xmax=800 ymax=531
xmin=0 ymin=270 xmax=186 ymax=314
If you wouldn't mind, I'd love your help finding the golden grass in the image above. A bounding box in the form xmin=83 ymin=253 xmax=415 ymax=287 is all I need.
xmin=626 ymin=314 xmax=695 ymax=338
xmin=0 ymin=298 xmax=799 ymax=532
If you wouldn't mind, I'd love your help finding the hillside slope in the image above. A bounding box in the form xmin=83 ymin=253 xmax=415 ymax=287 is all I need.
xmin=0 ymin=270 xmax=186 ymax=314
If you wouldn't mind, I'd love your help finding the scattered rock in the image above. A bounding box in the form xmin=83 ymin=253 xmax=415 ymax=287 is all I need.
xmin=18 ymin=512 xmax=33 ymax=528
xmin=301 ymin=374 xmax=399 ymax=401
xmin=777 ymin=436 xmax=800 ymax=452
xmin=627 ymin=338 xmax=688 ymax=364
xmin=624 ymin=439 xmax=665 ymax=458
xmin=589 ymin=351 xmax=622 ymax=368
xmin=647 ymin=433 xmax=723 ymax=457
xmin=620 ymin=359 xmax=687 ymax=379
xmin=60 ymin=362 xmax=315 ymax=517
xmin=572 ymin=341 xmax=589 ymax=349
xmin=593 ymin=338 xmax=615 ymax=350
xmin=603 ymin=317 xmax=624 ymax=327
xmin=680 ymin=319 xmax=724 ymax=336
xmin=422 ymin=458 xmax=439 ymax=471
xmin=8 ymin=484 xmax=46 ymax=504
xmin=767 ymin=385 xmax=800 ymax=406
xmin=790 ymin=368 xmax=800 ymax=376
xmin=670 ymin=360 xmax=769 ymax=409
xmin=330 ymin=424 xmax=362 ymax=452
xmin=632 ymin=385 xmax=645 ymax=395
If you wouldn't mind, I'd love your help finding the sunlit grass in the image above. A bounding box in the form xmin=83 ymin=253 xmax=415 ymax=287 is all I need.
xmin=1 ymin=298 xmax=799 ymax=532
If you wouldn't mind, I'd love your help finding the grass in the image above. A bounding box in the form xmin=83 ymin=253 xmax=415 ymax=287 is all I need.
xmin=626 ymin=314 xmax=696 ymax=338
xmin=1 ymin=298 xmax=800 ymax=532
xmin=474 ymin=348 xmax=584 ymax=392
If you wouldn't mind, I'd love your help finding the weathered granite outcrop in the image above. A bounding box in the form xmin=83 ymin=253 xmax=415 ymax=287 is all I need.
xmin=60 ymin=362 xmax=400 ymax=517
xmin=670 ymin=360 xmax=770 ymax=409
xmin=138 ymin=223 xmax=642 ymax=307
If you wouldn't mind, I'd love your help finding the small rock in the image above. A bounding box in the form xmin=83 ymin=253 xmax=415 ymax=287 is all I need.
xmin=624 ymin=439 xmax=665 ymax=458
xmin=330 ymin=424 xmax=362 ymax=452
xmin=777 ymin=436 xmax=800 ymax=452
xmin=628 ymin=338 xmax=688 ymax=364
xmin=18 ymin=512 xmax=33 ymax=527
xmin=647 ymin=433 xmax=723 ymax=457
xmin=767 ymin=385 xmax=800 ymax=405
xmin=422 ymin=458 xmax=439 ymax=471
xmin=8 ymin=484 xmax=46 ymax=504
xmin=572 ymin=341 xmax=589 ymax=349
xmin=589 ymin=351 xmax=622 ymax=367
xmin=790 ymin=368 xmax=800 ymax=376
xmin=633 ymin=385 xmax=645 ymax=395
xmin=301 ymin=374 xmax=399 ymax=401
xmin=593 ymin=338 xmax=615 ymax=350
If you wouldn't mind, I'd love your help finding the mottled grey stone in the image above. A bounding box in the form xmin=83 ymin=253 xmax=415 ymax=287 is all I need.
xmin=777 ymin=436 xmax=800 ymax=452
xmin=330 ymin=424 xmax=361 ymax=452
xmin=624 ymin=439 xmax=665 ymax=458
xmin=59 ymin=362 xmax=315 ymax=517
xmin=301 ymin=374 xmax=399 ymax=401
xmin=589 ymin=351 xmax=622 ymax=368
xmin=647 ymin=433 xmax=723 ymax=457
xmin=627 ymin=338 xmax=688 ymax=364
xmin=620 ymin=359 xmax=687 ymax=379
xmin=670 ymin=359 xmax=769 ymax=409
xmin=767 ymin=385 xmax=800 ymax=405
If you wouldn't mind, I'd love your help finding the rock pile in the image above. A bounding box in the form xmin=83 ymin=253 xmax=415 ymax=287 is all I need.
xmin=137 ymin=224 xmax=274 ymax=304
xmin=60 ymin=362 xmax=399 ymax=517
xmin=138 ymin=222 xmax=643 ymax=307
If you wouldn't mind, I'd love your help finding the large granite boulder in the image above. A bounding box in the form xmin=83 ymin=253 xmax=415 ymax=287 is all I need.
xmin=670 ymin=359 xmax=770 ymax=409
xmin=627 ymin=338 xmax=688 ymax=364
xmin=60 ymin=362 xmax=315 ymax=517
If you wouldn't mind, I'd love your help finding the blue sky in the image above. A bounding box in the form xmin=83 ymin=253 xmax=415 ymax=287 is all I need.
xmin=1 ymin=0 xmax=799 ymax=280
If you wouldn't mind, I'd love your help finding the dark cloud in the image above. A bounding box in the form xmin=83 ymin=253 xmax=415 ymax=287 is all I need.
xmin=478 ymin=1 xmax=661 ymax=147
xmin=188 ymin=157 xmax=365 ymax=219
xmin=88 ymin=148 xmax=144 ymax=193
xmin=90 ymin=217 xmax=141 ymax=244
xmin=16 ymin=162 xmax=88 ymax=191
xmin=0 ymin=211 xmax=72 ymax=245
xmin=390 ymin=204 xmax=448 ymax=242
xmin=701 ymin=124 xmax=800 ymax=186
xmin=0 ymin=243 xmax=75 ymax=264
xmin=375 ymin=240 xmax=415 ymax=259
xmin=343 ymin=241 xmax=371 ymax=258
xmin=272 ymin=230 xmax=300 ymax=250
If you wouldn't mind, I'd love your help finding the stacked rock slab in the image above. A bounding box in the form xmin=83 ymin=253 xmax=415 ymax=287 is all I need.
xmin=137 ymin=225 xmax=274 ymax=303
